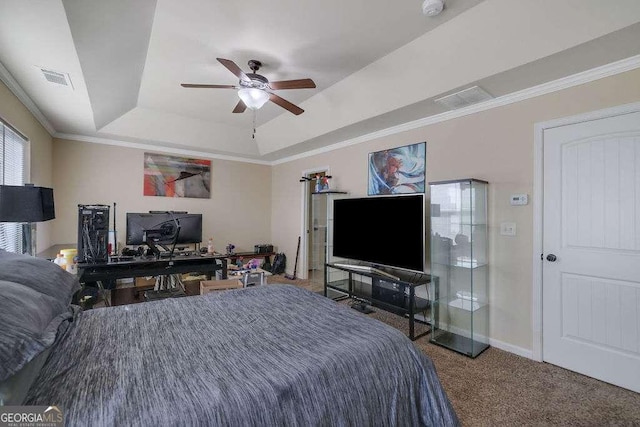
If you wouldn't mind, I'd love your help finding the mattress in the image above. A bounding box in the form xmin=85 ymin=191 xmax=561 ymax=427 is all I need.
xmin=25 ymin=284 xmax=458 ymax=426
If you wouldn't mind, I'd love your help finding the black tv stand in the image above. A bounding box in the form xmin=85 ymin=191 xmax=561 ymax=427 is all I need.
xmin=325 ymin=262 xmax=434 ymax=340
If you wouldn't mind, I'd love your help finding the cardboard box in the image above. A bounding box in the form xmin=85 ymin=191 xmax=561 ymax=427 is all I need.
xmin=182 ymin=274 xmax=207 ymax=296
xmin=200 ymin=279 xmax=243 ymax=295
xmin=135 ymin=276 xmax=156 ymax=288
xmin=182 ymin=274 xmax=206 ymax=288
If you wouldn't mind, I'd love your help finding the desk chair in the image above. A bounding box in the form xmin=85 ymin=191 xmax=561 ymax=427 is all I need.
xmin=242 ymin=271 xmax=266 ymax=287
xmin=144 ymin=274 xmax=187 ymax=301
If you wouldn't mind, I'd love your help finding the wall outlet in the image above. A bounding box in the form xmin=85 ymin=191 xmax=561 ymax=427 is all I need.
xmin=510 ymin=194 xmax=528 ymax=206
xmin=500 ymin=222 xmax=517 ymax=236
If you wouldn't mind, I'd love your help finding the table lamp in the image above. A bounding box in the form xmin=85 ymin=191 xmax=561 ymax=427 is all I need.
xmin=0 ymin=184 xmax=55 ymax=255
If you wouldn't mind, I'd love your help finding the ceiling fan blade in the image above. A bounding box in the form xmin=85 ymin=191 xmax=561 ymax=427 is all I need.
xmin=217 ymin=58 xmax=250 ymax=82
xmin=269 ymin=93 xmax=304 ymax=115
xmin=269 ymin=79 xmax=316 ymax=90
xmin=181 ymin=84 xmax=237 ymax=89
xmin=232 ymin=100 xmax=247 ymax=114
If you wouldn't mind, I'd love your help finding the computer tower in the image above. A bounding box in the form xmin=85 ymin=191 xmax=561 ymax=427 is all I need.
xmin=77 ymin=204 xmax=110 ymax=263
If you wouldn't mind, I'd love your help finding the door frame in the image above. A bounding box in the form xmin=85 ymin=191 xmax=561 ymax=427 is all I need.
xmin=532 ymin=100 xmax=640 ymax=362
xmin=300 ymin=165 xmax=330 ymax=281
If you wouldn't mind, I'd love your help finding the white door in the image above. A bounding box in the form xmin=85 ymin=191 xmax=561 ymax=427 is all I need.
xmin=543 ymin=110 xmax=640 ymax=393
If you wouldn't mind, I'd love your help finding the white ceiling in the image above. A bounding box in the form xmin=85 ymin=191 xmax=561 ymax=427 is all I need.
xmin=1 ymin=0 xmax=640 ymax=162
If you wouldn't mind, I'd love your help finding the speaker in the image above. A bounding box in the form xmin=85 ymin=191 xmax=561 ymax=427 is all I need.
xmin=77 ymin=204 xmax=110 ymax=263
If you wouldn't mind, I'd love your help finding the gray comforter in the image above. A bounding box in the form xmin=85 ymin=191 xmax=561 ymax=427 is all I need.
xmin=25 ymin=284 xmax=458 ymax=426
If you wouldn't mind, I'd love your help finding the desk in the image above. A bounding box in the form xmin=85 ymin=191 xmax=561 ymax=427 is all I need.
xmin=37 ymin=243 xmax=76 ymax=260
xmin=225 ymin=251 xmax=275 ymax=265
xmin=78 ymin=254 xmax=227 ymax=305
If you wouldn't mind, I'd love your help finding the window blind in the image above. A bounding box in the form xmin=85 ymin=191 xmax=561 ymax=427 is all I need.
xmin=0 ymin=119 xmax=27 ymax=253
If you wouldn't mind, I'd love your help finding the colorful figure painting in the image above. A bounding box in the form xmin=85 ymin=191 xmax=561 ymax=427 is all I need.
xmin=368 ymin=142 xmax=426 ymax=195
xmin=143 ymin=153 xmax=211 ymax=198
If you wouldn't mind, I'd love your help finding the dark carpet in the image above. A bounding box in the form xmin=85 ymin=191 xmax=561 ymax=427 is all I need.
xmin=269 ymin=275 xmax=640 ymax=426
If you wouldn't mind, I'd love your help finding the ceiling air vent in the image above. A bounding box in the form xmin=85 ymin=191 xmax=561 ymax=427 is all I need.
xmin=434 ymin=86 xmax=493 ymax=110
xmin=39 ymin=68 xmax=73 ymax=89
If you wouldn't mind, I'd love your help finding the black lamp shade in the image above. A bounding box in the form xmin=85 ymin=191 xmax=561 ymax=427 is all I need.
xmin=0 ymin=185 xmax=55 ymax=222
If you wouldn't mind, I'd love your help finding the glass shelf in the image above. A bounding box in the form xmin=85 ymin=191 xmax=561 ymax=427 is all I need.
xmin=429 ymin=178 xmax=489 ymax=358
xmin=447 ymin=298 xmax=487 ymax=312
xmin=310 ymin=190 xmax=348 ymax=289
xmin=432 ymin=260 xmax=488 ymax=269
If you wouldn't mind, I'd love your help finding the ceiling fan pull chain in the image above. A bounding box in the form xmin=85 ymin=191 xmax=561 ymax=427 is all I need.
xmin=253 ymin=110 xmax=257 ymax=139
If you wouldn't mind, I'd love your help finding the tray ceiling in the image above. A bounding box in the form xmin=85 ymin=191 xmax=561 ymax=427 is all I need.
xmin=1 ymin=0 xmax=640 ymax=162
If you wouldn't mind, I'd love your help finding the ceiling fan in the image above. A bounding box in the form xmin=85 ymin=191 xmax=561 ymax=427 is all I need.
xmin=181 ymin=58 xmax=316 ymax=115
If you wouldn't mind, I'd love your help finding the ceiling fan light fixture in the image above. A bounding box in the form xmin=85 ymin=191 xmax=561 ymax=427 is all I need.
xmin=238 ymin=88 xmax=270 ymax=110
xmin=422 ymin=0 xmax=444 ymax=16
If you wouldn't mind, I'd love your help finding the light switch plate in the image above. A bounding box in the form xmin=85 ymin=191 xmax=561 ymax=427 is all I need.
xmin=500 ymin=222 xmax=517 ymax=236
xmin=510 ymin=194 xmax=528 ymax=206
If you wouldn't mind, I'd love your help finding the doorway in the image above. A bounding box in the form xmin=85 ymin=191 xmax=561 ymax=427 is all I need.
xmin=536 ymin=102 xmax=640 ymax=392
xmin=304 ymin=169 xmax=328 ymax=292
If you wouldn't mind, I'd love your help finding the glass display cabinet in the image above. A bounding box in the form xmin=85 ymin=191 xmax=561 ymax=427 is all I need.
xmin=429 ymin=178 xmax=489 ymax=358
xmin=310 ymin=190 xmax=347 ymax=294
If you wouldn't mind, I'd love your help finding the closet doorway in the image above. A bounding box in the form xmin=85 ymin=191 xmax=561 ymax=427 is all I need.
xmin=306 ymin=170 xmax=328 ymax=291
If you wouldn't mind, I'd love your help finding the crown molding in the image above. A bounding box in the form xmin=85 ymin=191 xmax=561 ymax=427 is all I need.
xmin=4 ymin=52 xmax=640 ymax=165
xmin=54 ymin=133 xmax=272 ymax=165
xmin=0 ymin=61 xmax=56 ymax=136
xmin=273 ymin=54 xmax=640 ymax=165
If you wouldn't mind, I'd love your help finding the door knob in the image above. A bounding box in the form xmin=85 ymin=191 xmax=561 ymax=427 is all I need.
xmin=546 ymin=254 xmax=557 ymax=262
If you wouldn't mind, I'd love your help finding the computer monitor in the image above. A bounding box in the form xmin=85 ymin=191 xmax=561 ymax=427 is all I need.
xmin=126 ymin=212 xmax=202 ymax=246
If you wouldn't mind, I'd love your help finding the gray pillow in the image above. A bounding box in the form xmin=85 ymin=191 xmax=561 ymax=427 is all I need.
xmin=0 ymin=347 xmax=52 ymax=405
xmin=0 ymin=280 xmax=73 ymax=382
xmin=0 ymin=249 xmax=80 ymax=305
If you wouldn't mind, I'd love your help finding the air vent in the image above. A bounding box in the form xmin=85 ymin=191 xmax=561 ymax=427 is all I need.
xmin=434 ymin=86 xmax=493 ymax=110
xmin=39 ymin=68 xmax=73 ymax=89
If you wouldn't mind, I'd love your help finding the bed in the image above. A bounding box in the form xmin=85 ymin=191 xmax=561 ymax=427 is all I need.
xmin=0 ymin=249 xmax=459 ymax=426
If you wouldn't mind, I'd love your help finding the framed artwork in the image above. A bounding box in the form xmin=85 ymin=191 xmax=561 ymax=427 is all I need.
xmin=143 ymin=153 xmax=211 ymax=198
xmin=368 ymin=142 xmax=426 ymax=195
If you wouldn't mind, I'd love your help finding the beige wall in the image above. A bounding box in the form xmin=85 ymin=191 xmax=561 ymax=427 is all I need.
xmin=271 ymin=68 xmax=640 ymax=352
xmin=6 ymin=63 xmax=640 ymax=353
xmin=0 ymin=80 xmax=54 ymax=250
xmin=52 ymin=139 xmax=272 ymax=254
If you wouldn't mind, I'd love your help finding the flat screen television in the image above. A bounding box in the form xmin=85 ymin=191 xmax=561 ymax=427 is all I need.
xmin=126 ymin=212 xmax=202 ymax=246
xmin=333 ymin=194 xmax=425 ymax=272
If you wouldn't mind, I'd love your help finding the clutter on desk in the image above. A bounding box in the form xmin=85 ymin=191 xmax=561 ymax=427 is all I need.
xmin=245 ymin=258 xmax=262 ymax=269
xmin=228 ymin=258 xmax=262 ymax=270
xmin=254 ymin=244 xmax=273 ymax=254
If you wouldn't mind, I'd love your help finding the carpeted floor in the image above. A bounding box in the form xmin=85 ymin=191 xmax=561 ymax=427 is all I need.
xmin=268 ymin=275 xmax=640 ymax=426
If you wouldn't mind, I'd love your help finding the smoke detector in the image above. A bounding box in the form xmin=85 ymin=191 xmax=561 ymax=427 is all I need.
xmin=422 ymin=0 xmax=444 ymax=16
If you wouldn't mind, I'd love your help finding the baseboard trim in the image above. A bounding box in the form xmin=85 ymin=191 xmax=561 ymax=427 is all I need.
xmin=431 ymin=323 xmax=535 ymax=360
xmin=488 ymin=338 xmax=534 ymax=360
